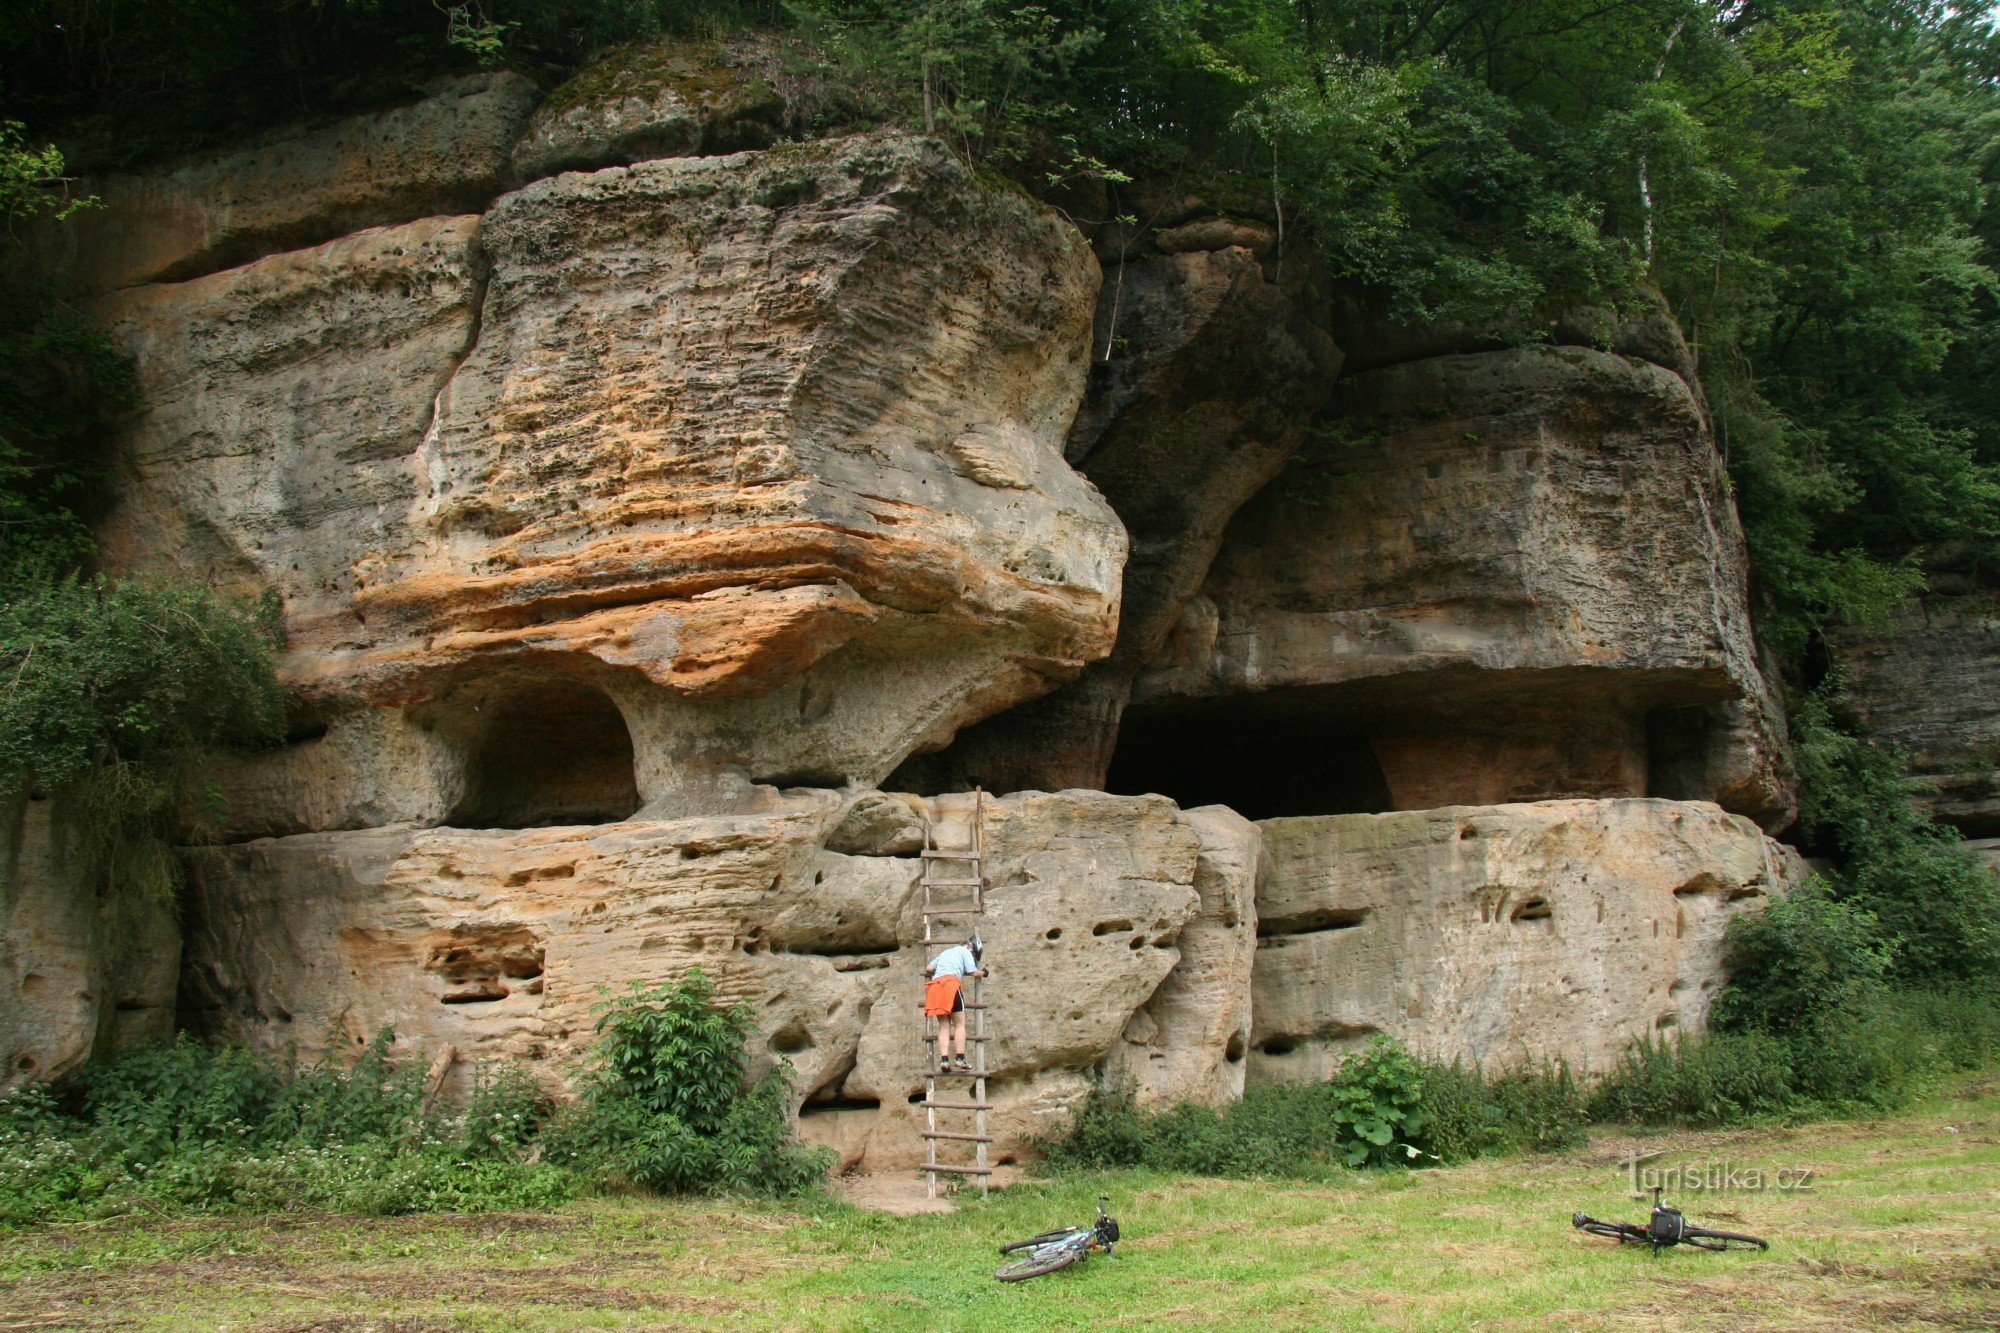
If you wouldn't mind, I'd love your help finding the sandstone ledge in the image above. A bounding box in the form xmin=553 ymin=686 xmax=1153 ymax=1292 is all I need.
xmin=1248 ymin=798 xmax=1797 ymax=1082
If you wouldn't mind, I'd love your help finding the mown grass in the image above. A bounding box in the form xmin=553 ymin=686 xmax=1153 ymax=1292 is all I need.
xmin=3 ymin=1074 xmax=1996 ymax=1331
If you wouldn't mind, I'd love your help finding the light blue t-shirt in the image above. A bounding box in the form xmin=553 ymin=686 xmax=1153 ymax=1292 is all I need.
xmin=929 ymin=944 xmax=979 ymax=978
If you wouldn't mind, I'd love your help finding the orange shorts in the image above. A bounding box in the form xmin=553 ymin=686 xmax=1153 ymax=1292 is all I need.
xmin=923 ymin=974 xmax=962 ymax=1018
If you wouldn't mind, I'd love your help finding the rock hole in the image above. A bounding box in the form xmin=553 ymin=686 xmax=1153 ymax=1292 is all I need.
xmin=1257 ymin=907 xmax=1369 ymax=938
xmin=800 ymin=1095 xmax=880 ymax=1114
xmin=1105 ymin=703 xmax=1393 ymax=819
xmin=14 ymin=1055 xmax=36 ymax=1075
xmin=769 ymin=1022 xmax=813 ymax=1055
xmin=1224 ymin=1032 xmax=1246 ymax=1064
xmin=1258 ymin=1036 xmax=1299 ymax=1056
xmin=434 ymin=675 xmax=640 ymax=828
xmin=1044 ymin=928 xmax=1063 ymax=942
xmin=996 ymin=1155 xmax=1017 ymax=1167
xmin=1092 ymin=919 xmax=1134 ymax=937
xmin=1510 ymin=898 xmax=1553 ymax=923
xmin=441 ymin=982 xmax=509 ymax=1004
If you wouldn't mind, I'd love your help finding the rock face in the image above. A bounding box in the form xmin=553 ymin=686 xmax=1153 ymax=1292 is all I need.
xmin=97 ymin=133 xmax=1123 ymax=826
xmin=892 ymin=234 xmax=1339 ymax=794
xmin=36 ymin=74 xmax=539 ymax=295
xmin=180 ymin=789 xmax=1251 ymax=1172
xmin=1836 ymin=591 xmax=2000 ymax=836
xmin=511 ymin=36 xmax=792 ymax=180
xmin=1 ymin=798 xmax=180 ymax=1091
xmin=7 ymin=63 xmax=1817 ymax=1167
xmin=1123 ymin=345 xmax=1794 ymax=828
xmin=1105 ymin=804 xmax=1258 ymax=1108
xmin=1248 ymin=799 xmax=1792 ymax=1082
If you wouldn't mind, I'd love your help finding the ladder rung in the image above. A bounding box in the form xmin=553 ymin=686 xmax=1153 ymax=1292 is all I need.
xmin=922 ymin=879 xmax=984 ymax=887
xmin=922 ymin=1035 xmax=990 ymax=1042
xmin=920 ymin=906 xmax=982 ymax=916
xmin=922 ymin=851 xmax=980 ymax=860
xmin=920 ymin=1131 xmax=994 ymax=1143
xmin=917 ymin=1002 xmax=986 ymax=1010
xmin=924 ymin=1164 xmax=994 ymax=1176
xmin=920 ymin=1100 xmax=991 ymax=1111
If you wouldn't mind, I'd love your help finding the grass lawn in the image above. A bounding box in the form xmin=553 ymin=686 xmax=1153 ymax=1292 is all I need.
xmin=3 ymin=1076 xmax=1996 ymax=1331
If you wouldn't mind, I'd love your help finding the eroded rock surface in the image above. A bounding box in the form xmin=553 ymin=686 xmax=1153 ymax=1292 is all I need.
xmin=511 ymin=36 xmax=792 ymax=180
xmin=1 ymin=798 xmax=180 ymax=1090
xmin=1836 ymin=590 xmax=2000 ymax=836
xmin=99 ymin=133 xmax=1123 ymax=826
xmin=38 ymin=74 xmax=538 ymax=294
xmin=180 ymin=790 xmax=1217 ymax=1172
xmin=1247 ymin=798 xmax=1793 ymax=1082
xmin=893 ymin=234 xmax=1338 ymax=794
xmin=1125 ymin=345 xmax=1793 ymax=828
xmin=1105 ymin=804 xmax=1258 ymax=1108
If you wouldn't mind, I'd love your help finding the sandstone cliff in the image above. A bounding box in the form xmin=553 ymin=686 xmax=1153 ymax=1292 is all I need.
xmin=1836 ymin=589 xmax=2000 ymax=838
xmin=1 ymin=60 xmax=1812 ymax=1155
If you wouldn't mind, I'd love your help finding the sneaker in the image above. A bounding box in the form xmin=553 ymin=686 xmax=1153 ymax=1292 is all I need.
xmin=951 ymin=1055 xmax=973 ymax=1074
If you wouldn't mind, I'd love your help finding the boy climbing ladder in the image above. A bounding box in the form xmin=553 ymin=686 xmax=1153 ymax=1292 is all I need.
xmin=922 ymin=935 xmax=985 ymax=1071
xmin=917 ymin=789 xmax=992 ymax=1197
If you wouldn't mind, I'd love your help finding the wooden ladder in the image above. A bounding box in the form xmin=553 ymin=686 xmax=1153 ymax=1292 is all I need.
xmin=920 ymin=788 xmax=991 ymax=1200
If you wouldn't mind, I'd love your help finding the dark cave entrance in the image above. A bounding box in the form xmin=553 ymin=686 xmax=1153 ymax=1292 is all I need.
xmin=444 ymin=678 xmax=642 ymax=829
xmin=1106 ymin=702 xmax=1393 ymax=820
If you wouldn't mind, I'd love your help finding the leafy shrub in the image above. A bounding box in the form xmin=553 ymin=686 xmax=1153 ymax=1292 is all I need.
xmin=0 ymin=575 xmax=286 ymax=908
xmin=1049 ymin=1037 xmax=1457 ymax=1177
xmin=1586 ymin=1032 xmax=1799 ymax=1126
xmin=0 ymin=1035 xmax=568 ymax=1224
xmin=1713 ymin=881 xmax=1892 ymax=1040
xmin=542 ymin=970 xmax=830 ymax=1196
xmin=1320 ymin=1036 xmax=1427 ymax=1166
xmin=1790 ymin=689 xmax=2000 ymax=986
xmin=1416 ymin=1060 xmax=1586 ymax=1162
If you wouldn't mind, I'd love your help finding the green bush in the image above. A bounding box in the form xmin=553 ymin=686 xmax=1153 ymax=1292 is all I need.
xmin=0 ymin=1034 xmax=567 ymax=1224
xmin=1585 ymin=1031 xmax=1800 ymax=1127
xmin=1790 ymin=690 xmax=2000 ymax=986
xmin=1713 ymin=881 xmax=1892 ymax=1040
xmin=1056 ymin=1036 xmax=1436 ymax=1175
xmin=1417 ymin=1060 xmax=1586 ymax=1163
xmin=542 ymin=969 xmax=830 ymax=1196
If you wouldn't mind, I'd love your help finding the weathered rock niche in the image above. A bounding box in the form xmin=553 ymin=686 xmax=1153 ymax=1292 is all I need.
xmin=1 ymin=70 xmax=1810 ymax=1172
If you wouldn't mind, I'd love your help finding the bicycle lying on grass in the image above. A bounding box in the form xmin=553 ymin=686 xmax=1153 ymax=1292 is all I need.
xmin=996 ymin=1197 xmax=1121 ymax=1282
xmin=1573 ymin=1187 xmax=1769 ymax=1254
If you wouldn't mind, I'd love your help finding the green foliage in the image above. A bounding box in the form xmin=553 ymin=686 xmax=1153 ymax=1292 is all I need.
xmin=543 ymin=970 xmax=830 ymax=1196
xmin=1586 ymin=1030 xmax=1801 ymax=1126
xmin=1713 ymin=880 xmax=1893 ymax=1039
xmin=1789 ymin=687 xmax=2000 ymax=985
xmin=0 ymin=1035 xmax=570 ymax=1224
xmin=1044 ymin=1038 xmax=1442 ymax=1177
xmin=0 ymin=576 xmax=286 ymax=904
xmin=791 ymin=1 xmax=1101 ymax=167
xmin=1591 ymin=979 xmax=2000 ymax=1126
xmin=1319 ymin=1035 xmax=1427 ymax=1166
xmin=0 ymin=578 xmax=285 ymax=791
xmin=1416 ymin=1060 xmax=1586 ymax=1162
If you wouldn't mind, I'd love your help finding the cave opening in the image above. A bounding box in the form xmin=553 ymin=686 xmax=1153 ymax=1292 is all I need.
xmin=1106 ymin=702 xmax=1393 ymax=820
xmin=444 ymin=677 xmax=642 ymax=829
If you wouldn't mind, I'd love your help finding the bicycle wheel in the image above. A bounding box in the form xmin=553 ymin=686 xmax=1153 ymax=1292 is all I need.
xmin=1000 ymin=1228 xmax=1084 ymax=1256
xmin=1680 ymin=1227 xmax=1768 ymax=1252
xmin=996 ymin=1243 xmax=1085 ymax=1283
xmin=1573 ymin=1215 xmax=1648 ymax=1244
